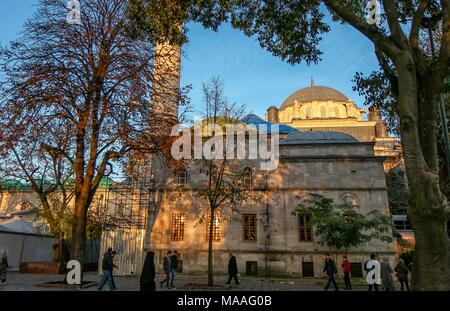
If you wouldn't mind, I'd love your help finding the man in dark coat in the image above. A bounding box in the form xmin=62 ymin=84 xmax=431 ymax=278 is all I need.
xmin=323 ymin=253 xmax=339 ymax=291
xmin=160 ymin=251 xmax=172 ymax=289
xmin=170 ymin=250 xmax=179 ymax=289
xmin=140 ymin=251 xmax=156 ymax=291
xmin=98 ymin=248 xmax=117 ymax=291
xmin=394 ymin=258 xmax=410 ymax=291
xmin=226 ymin=253 xmax=240 ymax=285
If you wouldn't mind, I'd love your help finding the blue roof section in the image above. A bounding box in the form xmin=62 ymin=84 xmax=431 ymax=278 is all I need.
xmin=281 ymin=131 xmax=358 ymax=144
xmin=241 ymin=114 xmax=298 ymax=134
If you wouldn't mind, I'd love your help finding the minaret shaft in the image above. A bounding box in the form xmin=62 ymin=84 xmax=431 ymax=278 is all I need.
xmin=150 ymin=42 xmax=182 ymax=127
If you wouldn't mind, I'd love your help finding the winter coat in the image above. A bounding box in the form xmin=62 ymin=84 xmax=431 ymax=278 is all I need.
xmin=380 ymin=259 xmax=394 ymax=289
xmin=163 ymin=256 xmax=172 ymax=273
xmin=228 ymin=255 xmax=238 ymax=275
xmin=140 ymin=251 xmax=156 ymax=291
xmin=101 ymin=252 xmax=114 ymax=271
xmin=394 ymin=262 xmax=409 ymax=281
xmin=323 ymin=259 xmax=337 ymax=275
xmin=171 ymin=255 xmax=178 ymax=271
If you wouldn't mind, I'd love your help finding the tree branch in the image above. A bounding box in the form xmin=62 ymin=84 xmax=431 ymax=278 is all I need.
xmin=382 ymin=0 xmax=408 ymax=49
xmin=323 ymin=0 xmax=400 ymax=58
xmin=409 ymin=0 xmax=431 ymax=51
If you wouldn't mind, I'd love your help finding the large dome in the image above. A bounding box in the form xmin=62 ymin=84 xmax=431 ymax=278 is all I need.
xmin=281 ymin=86 xmax=349 ymax=109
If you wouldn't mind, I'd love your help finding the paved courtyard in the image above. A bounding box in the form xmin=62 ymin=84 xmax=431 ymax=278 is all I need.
xmin=0 ymin=272 xmax=381 ymax=291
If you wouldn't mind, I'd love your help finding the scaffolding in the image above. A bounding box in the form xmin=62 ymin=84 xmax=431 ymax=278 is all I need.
xmin=101 ymin=163 xmax=155 ymax=230
xmin=98 ymin=163 xmax=155 ymax=275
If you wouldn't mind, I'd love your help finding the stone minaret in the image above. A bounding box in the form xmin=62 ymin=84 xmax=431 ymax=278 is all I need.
xmin=150 ymin=42 xmax=182 ymax=128
xmin=143 ymin=42 xmax=182 ymax=251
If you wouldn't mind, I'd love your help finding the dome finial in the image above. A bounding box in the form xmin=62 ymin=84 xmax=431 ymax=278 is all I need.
xmin=310 ymin=76 xmax=315 ymax=87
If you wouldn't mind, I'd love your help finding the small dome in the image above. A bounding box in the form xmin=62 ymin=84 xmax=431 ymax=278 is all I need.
xmin=281 ymin=86 xmax=349 ymax=109
xmin=281 ymin=131 xmax=357 ymax=144
xmin=242 ymin=114 xmax=297 ymax=134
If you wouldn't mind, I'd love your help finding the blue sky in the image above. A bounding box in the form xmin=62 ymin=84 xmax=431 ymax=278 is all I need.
xmin=0 ymin=0 xmax=380 ymax=118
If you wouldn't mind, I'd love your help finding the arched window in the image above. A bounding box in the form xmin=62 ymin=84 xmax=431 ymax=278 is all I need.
xmin=242 ymin=167 xmax=253 ymax=189
xmin=341 ymin=193 xmax=359 ymax=206
xmin=320 ymin=106 xmax=326 ymax=118
xmin=176 ymin=170 xmax=188 ymax=187
xmin=19 ymin=200 xmax=32 ymax=211
xmin=171 ymin=213 xmax=186 ymax=241
xmin=328 ymin=106 xmax=335 ymax=117
xmin=305 ymin=106 xmax=312 ymax=119
xmin=206 ymin=211 xmax=222 ymax=242
xmin=335 ymin=106 xmax=341 ymax=118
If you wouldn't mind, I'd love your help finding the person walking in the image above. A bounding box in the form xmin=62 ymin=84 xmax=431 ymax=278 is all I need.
xmin=160 ymin=251 xmax=173 ymax=289
xmin=110 ymin=250 xmax=118 ymax=289
xmin=226 ymin=253 xmax=240 ymax=285
xmin=341 ymin=255 xmax=352 ymax=290
xmin=98 ymin=248 xmax=117 ymax=291
xmin=170 ymin=250 xmax=179 ymax=289
xmin=323 ymin=253 xmax=339 ymax=291
xmin=140 ymin=251 xmax=156 ymax=291
xmin=394 ymin=258 xmax=410 ymax=291
xmin=365 ymin=253 xmax=381 ymax=291
xmin=380 ymin=256 xmax=394 ymax=291
xmin=0 ymin=250 xmax=8 ymax=286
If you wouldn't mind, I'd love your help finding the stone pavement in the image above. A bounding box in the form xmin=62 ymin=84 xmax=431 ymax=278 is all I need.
xmin=0 ymin=272 xmax=378 ymax=291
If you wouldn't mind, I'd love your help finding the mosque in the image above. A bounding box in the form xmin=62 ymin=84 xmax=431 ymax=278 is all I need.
xmin=131 ymin=80 xmax=401 ymax=278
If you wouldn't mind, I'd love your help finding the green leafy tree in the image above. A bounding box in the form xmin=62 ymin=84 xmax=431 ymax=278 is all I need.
xmin=295 ymin=193 xmax=393 ymax=255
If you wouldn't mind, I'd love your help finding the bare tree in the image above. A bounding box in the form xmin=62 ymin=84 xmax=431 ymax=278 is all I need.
xmin=0 ymin=0 xmax=158 ymax=269
xmin=193 ymin=77 xmax=255 ymax=287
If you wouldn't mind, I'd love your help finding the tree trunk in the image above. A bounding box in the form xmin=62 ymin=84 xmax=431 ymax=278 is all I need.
xmin=396 ymin=55 xmax=450 ymax=290
xmin=411 ymin=217 xmax=450 ymax=290
xmin=208 ymin=208 xmax=214 ymax=287
xmin=71 ymin=196 xmax=88 ymax=273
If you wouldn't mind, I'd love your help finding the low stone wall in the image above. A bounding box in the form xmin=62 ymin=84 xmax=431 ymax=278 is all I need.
xmin=20 ymin=262 xmax=61 ymax=274
xmin=153 ymin=250 xmax=398 ymax=278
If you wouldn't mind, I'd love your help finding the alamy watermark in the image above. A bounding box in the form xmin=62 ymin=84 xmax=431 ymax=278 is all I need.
xmin=170 ymin=123 xmax=280 ymax=171
xmin=66 ymin=0 xmax=82 ymax=25
xmin=366 ymin=0 xmax=381 ymax=26
xmin=366 ymin=259 xmax=381 ymax=285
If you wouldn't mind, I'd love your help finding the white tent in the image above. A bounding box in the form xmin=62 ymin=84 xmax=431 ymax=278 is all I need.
xmin=0 ymin=218 xmax=55 ymax=270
